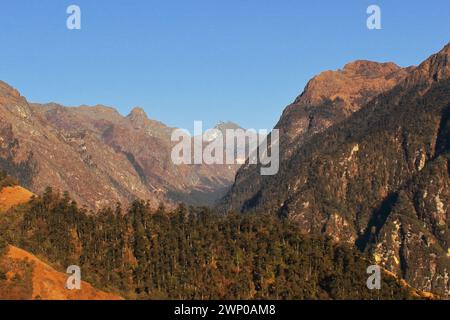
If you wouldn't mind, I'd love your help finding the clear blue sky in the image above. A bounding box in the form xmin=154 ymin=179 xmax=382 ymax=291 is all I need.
xmin=1 ymin=0 xmax=449 ymax=130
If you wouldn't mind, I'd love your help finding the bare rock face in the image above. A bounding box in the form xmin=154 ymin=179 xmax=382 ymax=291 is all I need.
xmin=221 ymin=43 xmax=450 ymax=295
xmin=279 ymin=60 xmax=411 ymax=145
xmin=404 ymin=43 xmax=450 ymax=90
xmin=222 ymin=58 xmax=413 ymax=215
xmin=0 ymin=83 xmax=238 ymax=210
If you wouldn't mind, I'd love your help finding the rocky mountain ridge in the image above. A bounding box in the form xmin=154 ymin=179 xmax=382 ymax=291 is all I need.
xmin=220 ymin=43 xmax=450 ymax=296
xmin=0 ymin=84 xmax=239 ymax=209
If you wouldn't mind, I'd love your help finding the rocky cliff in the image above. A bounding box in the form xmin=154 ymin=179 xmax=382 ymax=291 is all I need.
xmin=221 ymin=44 xmax=450 ymax=296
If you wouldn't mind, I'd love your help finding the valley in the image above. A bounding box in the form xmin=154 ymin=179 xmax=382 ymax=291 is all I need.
xmin=0 ymin=43 xmax=449 ymax=300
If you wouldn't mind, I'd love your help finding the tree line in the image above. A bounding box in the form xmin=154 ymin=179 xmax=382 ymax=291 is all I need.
xmin=0 ymin=186 xmax=415 ymax=299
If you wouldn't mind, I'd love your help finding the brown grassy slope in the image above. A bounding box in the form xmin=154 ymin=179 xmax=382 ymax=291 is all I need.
xmin=0 ymin=186 xmax=34 ymax=212
xmin=0 ymin=186 xmax=122 ymax=300
xmin=2 ymin=245 xmax=122 ymax=300
xmin=0 ymin=248 xmax=33 ymax=299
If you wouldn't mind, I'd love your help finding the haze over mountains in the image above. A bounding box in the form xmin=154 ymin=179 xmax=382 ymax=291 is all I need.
xmin=0 ymin=43 xmax=449 ymax=298
xmin=0 ymin=86 xmax=241 ymax=209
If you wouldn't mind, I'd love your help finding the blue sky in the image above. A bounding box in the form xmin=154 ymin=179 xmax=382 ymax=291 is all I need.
xmin=1 ymin=0 xmax=449 ymax=130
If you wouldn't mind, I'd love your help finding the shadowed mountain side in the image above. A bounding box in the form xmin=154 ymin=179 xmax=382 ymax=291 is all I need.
xmin=219 ymin=43 xmax=450 ymax=296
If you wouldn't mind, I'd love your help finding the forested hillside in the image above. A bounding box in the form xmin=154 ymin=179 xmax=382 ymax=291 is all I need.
xmin=221 ymin=43 xmax=450 ymax=296
xmin=0 ymin=188 xmax=419 ymax=300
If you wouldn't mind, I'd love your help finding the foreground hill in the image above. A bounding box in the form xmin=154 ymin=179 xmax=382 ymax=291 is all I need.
xmin=0 ymin=179 xmax=121 ymax=300
xmin=0 ymin=170 xmax=33 ymax=212
xmin=0 ymin=245 xmax=121 ymax=300
xmin=0 ymin=186 xmax=34 ymax=213
xmin=0 ymin=188 xmax=422 ymax=300
xmin=221 ymin=44 xmax=450 ymax=296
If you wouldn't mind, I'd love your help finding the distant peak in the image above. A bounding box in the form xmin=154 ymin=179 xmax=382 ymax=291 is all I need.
xmin=342 ymin=60 xmax=401 ymax=75
xmin=441 ymin=41 xmax=450 ymax=53
xmin=404 ymin=42 xmax=450 ymax=86
xmin=0 ymin=80 xmax=21 ymax=99
xmin=291 ymin=59 xmax=410 ymax=108
xmin=214 ymin=121 xmax=243 ymax=131
xmin=126 ymin=107 xmax=151 ymax=128
xmin=127 ymin=107 xmax=148 ymax=120
xmin=416 ymin=42 xmax=450 ymax=69
xmin=80 ymin=104 xmax=119 ymax=113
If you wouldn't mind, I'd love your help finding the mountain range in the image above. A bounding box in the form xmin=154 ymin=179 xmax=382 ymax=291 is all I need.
xmin=220 ymin=43 xmax=450 ymax=296
xmin=0 ymin=43 xmax=449 ymax=298
xmin=0 ymin=87 xmax=241 ymax=209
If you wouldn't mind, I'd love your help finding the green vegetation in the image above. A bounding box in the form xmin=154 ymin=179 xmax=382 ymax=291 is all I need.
xmin=0 ymin=235 xmax=7 ymax=257
xmin=0 ymin=187 xmax=414 ymax=300
xmin=225 ymin=79 xmax=450 ymax=296
xmin=0 ymin=170 xmax=17 ymax=190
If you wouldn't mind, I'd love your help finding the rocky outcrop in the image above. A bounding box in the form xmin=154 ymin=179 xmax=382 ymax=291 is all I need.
xmin=221 ymin=43 xmax=450 ymax=295
xmin=280 ymin=60 xmax=412 ymax=144
xmin=220 ymin=58 xmax=413 ymax=216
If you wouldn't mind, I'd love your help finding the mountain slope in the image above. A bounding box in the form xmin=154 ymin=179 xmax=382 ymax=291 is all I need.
xmin=1 ymin=188 xmax=421 ymax=300
xmin=221 ymin=44 xmax=450 ymax=295
xmin=220 ymin=59 xmax=413 ymax=214
xmin=0 ymin=181 xmax=121 ymax=300
xmin=0 ymin=84 xmax=238 ymax=209
xmin=0 ymin=186 xmax=34 ymax=212
xmin=0 ymin=170 xmax=33 ymax=212
xmin=0 ymin=245 xmax=121 ymax=300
